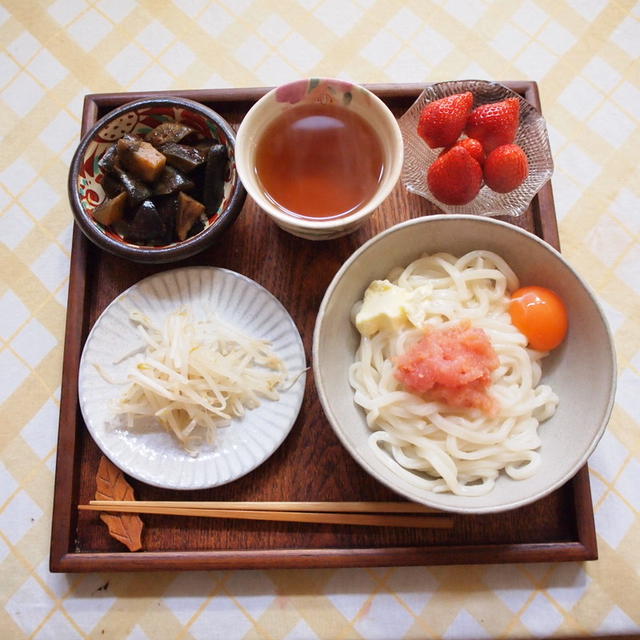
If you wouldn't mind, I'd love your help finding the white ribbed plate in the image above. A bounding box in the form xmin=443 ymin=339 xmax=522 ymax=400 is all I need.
xmin=78 ymin=267 xmax=306 ymax=490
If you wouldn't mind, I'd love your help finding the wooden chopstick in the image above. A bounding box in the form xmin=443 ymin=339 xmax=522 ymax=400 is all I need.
xmin=89 ymin=500 xmax=439 ymax=513
xmin=79 ymin=503 xmax=453 ymax=529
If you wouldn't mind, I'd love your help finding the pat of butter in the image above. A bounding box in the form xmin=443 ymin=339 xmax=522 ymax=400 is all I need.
xmin=355 ymin=280 xmax=411 ymax=337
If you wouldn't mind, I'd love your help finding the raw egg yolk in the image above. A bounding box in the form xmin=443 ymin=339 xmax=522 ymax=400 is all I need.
xmin=509 ymin=286 xmax=568 ymax=351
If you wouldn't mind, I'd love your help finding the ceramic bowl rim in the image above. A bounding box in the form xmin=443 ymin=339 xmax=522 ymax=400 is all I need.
xmin=68 ymin=95 xmax=246 ymax=264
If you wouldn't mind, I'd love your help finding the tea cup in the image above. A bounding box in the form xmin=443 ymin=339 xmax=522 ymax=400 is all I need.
xmin=235 ymin=78 xmax=403 ymax=240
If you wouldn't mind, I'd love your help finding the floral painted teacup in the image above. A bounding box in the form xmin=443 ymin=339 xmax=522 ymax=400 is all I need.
xmin=236 ymin=78 xmax=403 ymax=240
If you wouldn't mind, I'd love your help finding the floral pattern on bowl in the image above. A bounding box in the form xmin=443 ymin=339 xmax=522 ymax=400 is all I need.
xmin=398 ymin=80 xmax=554 ymax=218
xmin=275 ymin=78 xmax=356 ymax=106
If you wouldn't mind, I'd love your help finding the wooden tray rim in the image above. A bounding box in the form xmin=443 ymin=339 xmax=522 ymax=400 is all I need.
xmin=50 ymin=81 xmax=596 ymax=572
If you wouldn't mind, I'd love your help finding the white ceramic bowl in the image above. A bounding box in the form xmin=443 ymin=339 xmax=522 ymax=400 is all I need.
xmin=313 ymin=215 xmax=616 ymax=514
xmin=236 ymin=78 xmax=403 ymax=240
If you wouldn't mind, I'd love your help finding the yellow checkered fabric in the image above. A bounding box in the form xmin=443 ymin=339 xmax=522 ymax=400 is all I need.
xmin=1 ymin=0 xmax=638 ymax=637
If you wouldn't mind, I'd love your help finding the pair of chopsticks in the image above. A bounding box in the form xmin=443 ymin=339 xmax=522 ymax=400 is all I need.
xmin=79 ymin=501 xmax=454 ymax=529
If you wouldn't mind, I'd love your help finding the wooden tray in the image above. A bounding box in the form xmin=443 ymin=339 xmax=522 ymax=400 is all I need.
xmin=50 ymin=82 xmax=597 ymax=572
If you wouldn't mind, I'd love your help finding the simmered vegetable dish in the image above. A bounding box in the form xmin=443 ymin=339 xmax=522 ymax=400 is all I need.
xmin=93 ymin=122 xmax=228 ymax=245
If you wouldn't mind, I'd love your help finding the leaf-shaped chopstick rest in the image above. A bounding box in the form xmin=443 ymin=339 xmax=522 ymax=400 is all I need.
xmin=95 ymin=456 xmax=143 ymax=551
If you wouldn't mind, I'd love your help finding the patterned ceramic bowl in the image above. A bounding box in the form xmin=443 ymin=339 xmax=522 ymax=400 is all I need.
xmin=399 ymin=80 xmax=553 ymax=217
xmin=235 ymin=78 xmax=403 ymax=240
xmin=68 ymin=96 xmax=246 ymax=263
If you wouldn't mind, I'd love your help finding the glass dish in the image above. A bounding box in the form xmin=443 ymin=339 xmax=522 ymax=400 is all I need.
xmin=398 ymin=80 xmax=554 ymax=217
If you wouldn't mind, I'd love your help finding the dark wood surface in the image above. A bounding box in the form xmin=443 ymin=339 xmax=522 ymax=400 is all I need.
xmin=50 ymin=82 xmax=596 ymax=572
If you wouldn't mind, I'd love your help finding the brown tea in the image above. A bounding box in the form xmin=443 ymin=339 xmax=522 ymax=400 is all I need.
xmin=254 ymin=102 xmax=384 ymax=220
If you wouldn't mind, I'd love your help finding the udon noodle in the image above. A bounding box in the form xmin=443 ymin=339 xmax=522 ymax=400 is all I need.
xmin=348 ymin=250 xmax=558 ymax=496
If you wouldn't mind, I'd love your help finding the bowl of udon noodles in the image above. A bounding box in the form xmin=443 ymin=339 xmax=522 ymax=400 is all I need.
xmin=313 ymin=215 xmax=616 ymax=514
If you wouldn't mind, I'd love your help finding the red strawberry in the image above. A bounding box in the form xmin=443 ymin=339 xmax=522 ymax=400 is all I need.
xmin=464 ymin=98 xmax=520 ymax=153
xmin=455 ymin=137 xmax=485 ymax=166
xmin=417 ymin=92 xmax=473 ymax=149
xmin=427 ymin=146 xmax=483 ymax=206
xmin=484 ymin=144 xmax=528 ymax=193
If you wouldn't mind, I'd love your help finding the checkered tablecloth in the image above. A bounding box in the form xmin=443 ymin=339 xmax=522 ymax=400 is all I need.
xmin=1 ymin=1 xmax=639 ymax=638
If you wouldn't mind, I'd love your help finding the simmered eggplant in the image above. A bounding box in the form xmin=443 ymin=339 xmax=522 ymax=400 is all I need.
xmin=194 ymin=141 xmax=214 ymax=156
xmin=152 ymin=165 xmax=194 ymax=196
xmin=93 ymin=191 xmax=127 ymax=226
xmin=117 ymin=134 xmax=166 ymax=182
xmin=94 ymin=123 xmax=228 ymax=246
xmin=98 ymin=140 xmax=150 ymax=205
xmin=155 ymin=195 xmax=178 ymax=241
xmin=188 ymin=217 xmax=205 ymax=237
xmin=97 ymin=143 xmax=119 ymax=174
xmin=176 ymin=192 xmax=205 ymax=240
xmin=158 ymin=142 xmax=206 ymax=173
xmin=203 ymin=144 xmax=227 ymax=215
xmin=145 ymin=122 xmax=194 ymax=147
xmin=101 ymin=172 xmax=125 ymax=199
xmin=114 ymin=166 xmax=152 ymax=208
xmin=117 ymin=200 xmax=167 ymax=245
